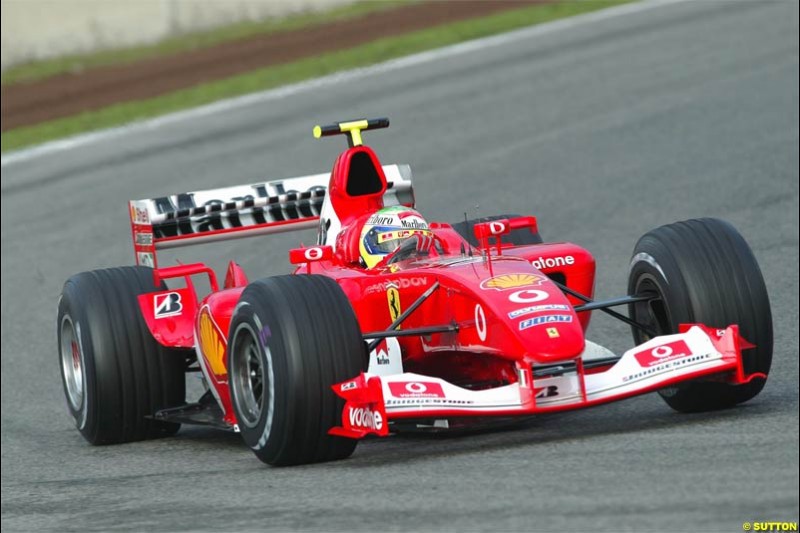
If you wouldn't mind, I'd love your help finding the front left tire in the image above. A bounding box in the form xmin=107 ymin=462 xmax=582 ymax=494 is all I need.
xmin=228 ymin=275 xmax=365 ymax=466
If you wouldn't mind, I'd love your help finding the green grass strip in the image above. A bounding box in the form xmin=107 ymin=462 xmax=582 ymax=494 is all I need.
xmin=1 ymin=0 xmax=412 ymax=85
xmin=2 ymin=0 xmax=631 ymax=153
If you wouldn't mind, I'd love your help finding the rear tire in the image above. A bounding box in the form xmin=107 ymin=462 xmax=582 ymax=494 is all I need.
xmin=627 ymin=218 xmax=772 ymax=412
xmin=452 ymin=213 xmax=543 ymax=247
xmin=228 ymin=275 xmax=365 ymax=466
xmin=57 ymin=266 xmax=186 ymax=444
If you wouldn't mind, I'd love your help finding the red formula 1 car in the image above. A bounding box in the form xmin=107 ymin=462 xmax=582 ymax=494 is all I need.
xmin=58 ymin=118 xmax=773 ymax=466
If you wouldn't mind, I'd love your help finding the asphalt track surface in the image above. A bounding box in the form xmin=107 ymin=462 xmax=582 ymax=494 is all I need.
xmin=2 ymin=1 xmax=798 ymax=531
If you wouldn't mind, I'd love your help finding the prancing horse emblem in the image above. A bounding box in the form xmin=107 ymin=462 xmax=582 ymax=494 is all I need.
xmin=387 ymin=286 xmax=401 ymax=329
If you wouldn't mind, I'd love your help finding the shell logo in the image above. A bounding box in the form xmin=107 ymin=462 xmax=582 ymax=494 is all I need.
xmin=198 ymin=308 xmax=227 ymax=377
xmin=480 ymin=273 xmax=543 ymax=291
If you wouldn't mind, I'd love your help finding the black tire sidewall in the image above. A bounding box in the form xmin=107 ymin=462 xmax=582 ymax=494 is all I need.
xmin=228 ymin=298 xmax=293 ymax=462
xmin=58 ymin=284 xmax=98 ymax=441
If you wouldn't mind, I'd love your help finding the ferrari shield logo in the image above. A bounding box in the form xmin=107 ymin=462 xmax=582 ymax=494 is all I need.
xmin=387 ymin=287 xmax=401 ymax=327
xmin=546 ymin=327 xmax=559 ymax=338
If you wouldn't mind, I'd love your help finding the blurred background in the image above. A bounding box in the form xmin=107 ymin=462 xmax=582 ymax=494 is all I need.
xmin=2 ymin=0 xmax=583 ymax=148
xmin=2 ymin=0 xmax=357 ymax=69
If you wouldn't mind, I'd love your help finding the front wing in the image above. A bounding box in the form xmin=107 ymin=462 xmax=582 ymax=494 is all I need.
xmin=329 ymin=324 xmax=765 ymax=438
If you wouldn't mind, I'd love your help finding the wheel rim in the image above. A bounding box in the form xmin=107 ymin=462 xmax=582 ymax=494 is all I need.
xmin=231 ymin=325 xmax=270 ymax=429
xmin=60 ymin=315 xmax=84 ymax=411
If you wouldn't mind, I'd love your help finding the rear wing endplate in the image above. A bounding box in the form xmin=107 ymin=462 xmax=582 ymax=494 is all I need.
xmin=129 ymin=164 xmax=413 ymax=267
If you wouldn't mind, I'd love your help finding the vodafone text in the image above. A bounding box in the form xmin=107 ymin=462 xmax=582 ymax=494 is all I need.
xmin=348 ymin=406 xmax=383 ymax=431
xmin=531 ymin=256 xmax=575 ymax=269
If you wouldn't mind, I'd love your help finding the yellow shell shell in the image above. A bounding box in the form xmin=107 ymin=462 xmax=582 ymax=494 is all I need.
xmin=481 ymin=273 xmax=541 ymax=290
xmin=199 ymin=309 xmax=227 ymax=377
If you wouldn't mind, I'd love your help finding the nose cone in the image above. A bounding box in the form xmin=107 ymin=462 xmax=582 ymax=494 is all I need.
xmin=483 ymin=272 xmax=586 ymax=363
xmin=418 ymin=257 xmax=586 ymax=363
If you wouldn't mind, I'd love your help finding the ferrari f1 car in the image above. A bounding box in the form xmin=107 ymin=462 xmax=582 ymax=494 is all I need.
xmin=58 ymin=118 xmax=773 ymax=466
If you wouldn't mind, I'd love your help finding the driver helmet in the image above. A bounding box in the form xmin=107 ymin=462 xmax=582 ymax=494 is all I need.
xmin=359 ymin=206 xmax=431 ymax=268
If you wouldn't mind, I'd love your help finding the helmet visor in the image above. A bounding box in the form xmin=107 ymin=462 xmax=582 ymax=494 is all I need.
xmin=366 ymin=228 xmax=432 ymax=255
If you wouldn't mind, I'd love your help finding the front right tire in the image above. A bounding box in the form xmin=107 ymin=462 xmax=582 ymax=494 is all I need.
xmin=628 ymin=218 xmax=772 ymax=412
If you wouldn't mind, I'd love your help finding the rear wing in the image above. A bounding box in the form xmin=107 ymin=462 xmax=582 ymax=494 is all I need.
xmin=129 ymin=164 xmax=414 ymax=267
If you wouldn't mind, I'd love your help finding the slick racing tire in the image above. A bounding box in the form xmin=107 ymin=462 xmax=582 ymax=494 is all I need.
xmin=57 ymin=266 xmax=187 ymax=444
xmin=452 ymin=214 xmax=543 ymax=247
xmin=627 ymin=218 xmax=772 ymax=413
xmin=228 ymin=275 xmax=365 ymax=466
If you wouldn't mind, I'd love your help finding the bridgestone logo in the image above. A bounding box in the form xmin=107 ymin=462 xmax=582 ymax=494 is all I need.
xmin=348 ymin=406 xmax=383 ymax=431
xmin=154 ymin=292 xmax=182 ymax=318
xmin=531 ymin=256 xmax=575 ymax=269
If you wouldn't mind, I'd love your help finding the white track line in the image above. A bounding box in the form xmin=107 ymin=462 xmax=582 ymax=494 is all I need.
xmin=1 ymin=0 xmax=687 ymax=168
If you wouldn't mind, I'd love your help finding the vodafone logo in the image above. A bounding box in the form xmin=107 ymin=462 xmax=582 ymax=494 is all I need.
xmin=348 ymin=406 xmax=383 ymax=431
xmin=289 ymin=245 xmax=332 ymax=265
xmin=304 ymin=247 xmax=324 ymax=261
xmin=634 ymin=340 xmax=692 ymax=367
xmin=651 ymin=345 xmax=673 ymax=358
xmin=489 ymin=221 xmax=507 ymax=235
xmin=388 ymin=381 xmax=446 ymax=399
xmin=509 ymin=289 xmax=549 ymax=303
xmin=475 ymin=304 xmax=487 ymax=341
xmin=405 ymin=382 xmax=427 ymax=393
xmin=531 ymin=256 xmax=575 ymax=270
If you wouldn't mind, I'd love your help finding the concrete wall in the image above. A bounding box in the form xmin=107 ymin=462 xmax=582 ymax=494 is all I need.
xmin=1 ymin=0 xmax=356 ymax=71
